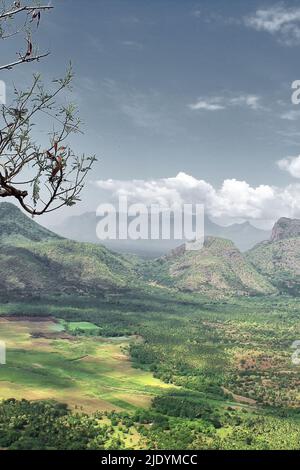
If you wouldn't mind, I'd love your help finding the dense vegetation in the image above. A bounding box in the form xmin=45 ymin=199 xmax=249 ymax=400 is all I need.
xmin=0 ymin=203 xmax=60 ymax=244
xmin=246 ymin=238 xmax=300 ymax=295
xmin=141 ymin=237 xmax=276 ymax=297
xmin=1 ymin=290 xmax=300 ymax=449
xmin=0 ymin=239 xmax=139 ymax=295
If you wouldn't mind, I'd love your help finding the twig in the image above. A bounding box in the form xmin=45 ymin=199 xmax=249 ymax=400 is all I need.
xmin=0 ymin=52 xmax=50 ymax=71
xmin=0 ymin=5 xmax=53 ymax=20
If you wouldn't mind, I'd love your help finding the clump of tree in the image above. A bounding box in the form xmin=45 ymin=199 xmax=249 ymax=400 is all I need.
xmin=0 ymin=1 xmax=96 ymax=216
xmin=0 ymin=399 xmax=123 ymax=450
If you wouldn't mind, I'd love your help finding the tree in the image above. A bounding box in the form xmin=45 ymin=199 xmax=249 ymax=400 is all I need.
xmin=0 ymin=2 xmax=96 ymax=215
xmin=0 ymin=1 xmax=53 ymax=71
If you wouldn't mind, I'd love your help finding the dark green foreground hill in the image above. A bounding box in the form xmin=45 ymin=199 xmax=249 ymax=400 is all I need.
xmin=0 ymin=202 xmax=60 ymax=243
xmin=0 ymin=203 xmax=136 ymax=295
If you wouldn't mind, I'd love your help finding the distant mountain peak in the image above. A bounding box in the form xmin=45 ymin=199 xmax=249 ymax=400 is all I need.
xmin=271 ymin=217 xmax=300 ymax=242
xmin=53 ymin=211 xmax=271 ymax=257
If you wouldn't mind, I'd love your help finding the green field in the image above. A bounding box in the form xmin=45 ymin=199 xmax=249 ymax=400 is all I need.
xmin=0 ymin=317 xmax=171 ymax=413
xmin=66 ymin=321 xmax=100 ymax=331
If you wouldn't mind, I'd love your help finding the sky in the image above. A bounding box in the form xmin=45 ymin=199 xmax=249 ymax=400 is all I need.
xmin=3 ymin=0 xmax=300 ymax=228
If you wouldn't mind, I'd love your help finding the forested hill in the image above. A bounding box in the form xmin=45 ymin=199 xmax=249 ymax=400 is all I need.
xmin=0 ymin=202 xmax=61 ymax=243
xmin=247 ymin=217 xmax=300 ymax=295
xmin=142 ymin=237 xmax=277 ymax=297
xmin=0 ymin=202 xmax=137 ymax=295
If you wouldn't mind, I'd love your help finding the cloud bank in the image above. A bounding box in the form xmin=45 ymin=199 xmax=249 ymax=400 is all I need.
xmin=245 ymin=4 xmax=300 ymax=45
xmin=96 ymin=172 xmax=300 ymax=225
xmin=189 ymin=94 xmax=262 ymax=112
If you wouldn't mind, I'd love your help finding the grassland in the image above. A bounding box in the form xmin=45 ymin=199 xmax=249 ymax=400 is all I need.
xmin=0 ymin=317 xmax=171 ymax=413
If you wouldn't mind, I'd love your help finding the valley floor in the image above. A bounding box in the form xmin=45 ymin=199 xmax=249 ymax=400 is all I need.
xmin=1 ymin=289 xmax=300 ymax=450
xmin=0 ymin=317 xmax=170 ymax=413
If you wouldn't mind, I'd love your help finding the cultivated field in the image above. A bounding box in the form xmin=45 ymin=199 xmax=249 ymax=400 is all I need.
xmin=0 ymin=318 xmax=171 ymax=413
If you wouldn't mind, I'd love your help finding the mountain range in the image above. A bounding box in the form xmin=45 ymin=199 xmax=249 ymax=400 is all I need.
xmin=52 ymin=211 xmax=270 ymax=257
xmin=1 ymin=202 xmax=299 ymax=298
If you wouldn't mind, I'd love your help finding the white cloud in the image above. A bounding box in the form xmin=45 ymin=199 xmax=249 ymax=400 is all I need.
xmin=245 ymin=5 xmax=300 ymax=45
xmin=189 ymin=100 xmax=225 ymax=111
xmin=278 ymin=155 xmax=300 ymax=178
xmin=230 ymin=95 xmax=261 ymax=110
xmin=280 ymin=109 xmax=300 ymax=121
xmin=189 ymin=94 xmax=262 ymax=112
xmin=95 ymin=171 xmax=300 ymax=224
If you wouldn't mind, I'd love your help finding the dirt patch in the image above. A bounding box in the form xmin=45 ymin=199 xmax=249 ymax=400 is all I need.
xmin=235 ymin=351 xmax=276 ymax=372
xmin=1 ymin=316 xmax=57 ymax=322
xmin=30 ymin=332 xmax=76 ymax=341
xmin=113 ymin=354 xmax=129 ymax=362
xmin=68 ymin=355 xmax=89 ymax=362
xmin=222 ymin=387 xmax=257 ymax=405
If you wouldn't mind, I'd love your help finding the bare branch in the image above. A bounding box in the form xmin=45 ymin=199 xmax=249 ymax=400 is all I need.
xmin=0 ymin=51 xmax=49 ymax=71
xmin=0 ymin=2 xmax=53 ymax=71
xmin=0 ymin=5 xmax=53 ymax=20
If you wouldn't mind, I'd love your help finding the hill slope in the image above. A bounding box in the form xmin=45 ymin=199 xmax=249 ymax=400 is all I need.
xmin=0 ymin=239 xmax=137 ymax=295
xmin=0 ymin=203 xmax=137 ymax=296
xmin=0 ymin=202 xmax=60 ymax=243
xmin=143 ymin=237 xmax=277 ymax=297
xmin=271 ymin=217 xmax=300 ymax=242
xmin=247 ymin=218 xmax=300 ymax=295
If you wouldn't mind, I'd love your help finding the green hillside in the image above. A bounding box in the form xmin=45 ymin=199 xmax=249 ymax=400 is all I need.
xmin=142 ymin=237 xmax=277 ymax=297
xmin=246 ymin=217 xmax=300 ymax=295
xmin=246 ymin=238 xmax=300 ymax=295
xmin=0 ymin=203 xmax=137 ymax=295
xmin=0 ymin=203 xmax=61 ymax=243
xmin=0 ymin=239 xmax=138 ymax=295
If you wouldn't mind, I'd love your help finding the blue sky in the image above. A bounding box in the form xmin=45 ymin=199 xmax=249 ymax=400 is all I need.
xmin=4 ymin=0 xmax=300 ymax=227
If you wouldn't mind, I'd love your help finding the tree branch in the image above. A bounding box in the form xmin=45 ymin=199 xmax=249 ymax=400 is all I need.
xmin=0 ymin=4 xmax=96 ymax=216
xmin=0 ymin=52 xmax=49 ymax=71
xmin=0 ymin=5 xmax=53 ymax=20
